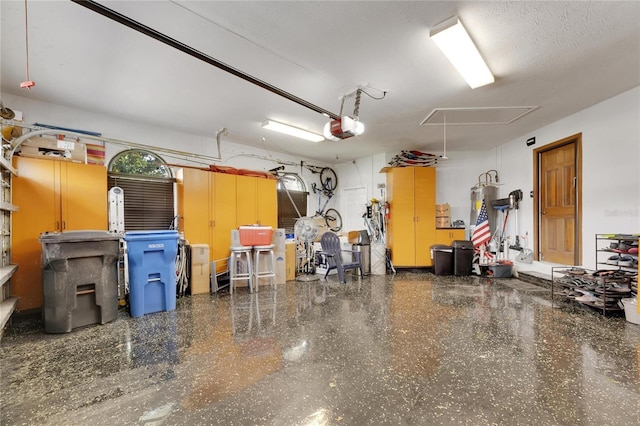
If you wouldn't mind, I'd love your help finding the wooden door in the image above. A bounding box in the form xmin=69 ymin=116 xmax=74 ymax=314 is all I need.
xmin=537 ymin=138 xmax=580 ymax=265
xmin=12 ymin=157 xmax=57 ymax=310
xmin=61 ymin=162 xmax=107 ymax=230
xmin=211 ymin=172 xmax=236 ymax=265
xmin=256 ymin=178 xmax=277 ymax=227
xmin=414 ymin=167 xmax=436 ymax=266
xmin=388 ymin=167 xmax=416 ymax=267
xmin=236 ymin=175 xmax=257 ymax=226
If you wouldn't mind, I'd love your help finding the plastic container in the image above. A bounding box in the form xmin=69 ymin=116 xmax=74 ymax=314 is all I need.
xmin=487 ymin=262 xmax=513 ymax=278
xmin=431 ymin=245 xmax=453 ymax=275
xmin=39 ymin=230 xmax=122 ymax=333
xmin=124 ymin=230 xmax=179 ymax=317
xmin=620 ymin=298 xmax=640 ymax=325
xmin=452 ymin=240 xmax=474 ymax=276
xmin=239 ymin=226 xmax=273 ymax=246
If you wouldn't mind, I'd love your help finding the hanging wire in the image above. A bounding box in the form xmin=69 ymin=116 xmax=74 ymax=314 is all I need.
xmin=23 ymin=0 xmax=32 ymax=86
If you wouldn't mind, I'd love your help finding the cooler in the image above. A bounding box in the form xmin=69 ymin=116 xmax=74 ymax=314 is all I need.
xmin=239 ymin=226 xmax=273 ymax=246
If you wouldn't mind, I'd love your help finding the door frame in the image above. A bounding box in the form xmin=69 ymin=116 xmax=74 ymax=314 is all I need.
xmin=533 ymin=133 xmax=583 ymax=265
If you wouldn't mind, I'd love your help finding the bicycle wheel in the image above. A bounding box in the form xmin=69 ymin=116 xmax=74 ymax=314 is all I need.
xmin=324 ymin=208 xmax=343 ymax=232
xmin=320 ymin=167 xmax=338 ymax=192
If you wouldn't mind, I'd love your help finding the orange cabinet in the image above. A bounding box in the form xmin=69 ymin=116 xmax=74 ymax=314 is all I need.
xmin=386 ymin=167 xmax=436 ymax=267
xmin=177 ymin=168 xmax=237 ymax=270
xmin=178 ymin=170 xmax=277 ymax=275
xmin=12 ymin=157 xmax=107 ymax=311
xmin=435 ymin=229 xmax=466 ymax=246
xmin=236 ymin=175 xmax=277 ymax=227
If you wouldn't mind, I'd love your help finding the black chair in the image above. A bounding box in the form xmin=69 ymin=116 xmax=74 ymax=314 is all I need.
xmin=319 ymin=232 xmax=363 ymax=283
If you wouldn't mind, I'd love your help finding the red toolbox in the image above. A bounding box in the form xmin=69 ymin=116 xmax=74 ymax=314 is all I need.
xmin=239 ymin=226 xmax=273 ymax=246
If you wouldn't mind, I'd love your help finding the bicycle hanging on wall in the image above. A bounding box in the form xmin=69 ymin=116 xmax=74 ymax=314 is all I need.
xmin=311 ymin=167 xmax=342 ymax=232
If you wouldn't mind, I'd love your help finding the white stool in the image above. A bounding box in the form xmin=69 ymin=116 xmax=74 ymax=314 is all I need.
xmin=229 ymin=246 xmax=254 ymax=294
xmin=253 ymin=244 xmax=276 ymax=291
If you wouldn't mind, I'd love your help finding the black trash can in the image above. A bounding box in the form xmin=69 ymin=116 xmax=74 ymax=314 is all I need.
xmin=452 ymin=240 xmax=474 ymax=276
xmin=430 ymin=245 xmax=453 ymax=275
xmin=39 ymin=230 xmax=122 ymax=333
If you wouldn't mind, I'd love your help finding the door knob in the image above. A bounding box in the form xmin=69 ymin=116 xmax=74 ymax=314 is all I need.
xmin=542 ymin=211 xmax=546 ymax=215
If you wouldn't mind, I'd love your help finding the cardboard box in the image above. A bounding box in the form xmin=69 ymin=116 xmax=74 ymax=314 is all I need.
xmin=436 ymin=217 xmax=451 ymax=228
xmin=436 ymin=203 xmax=451 ymax=216
xmin=190 ymin=244 xmax=210 ymax=294
xmin=239 ymin=226 xmax=273 ymax=246
xmin=20 ymin=137 xmax=87 ymax=163
xmin=285 ymin=242 xmax=296 ymax=281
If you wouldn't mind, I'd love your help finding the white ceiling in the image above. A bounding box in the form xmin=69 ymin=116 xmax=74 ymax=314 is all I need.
xmin=1 ymin=1 xmax=639 ymax=164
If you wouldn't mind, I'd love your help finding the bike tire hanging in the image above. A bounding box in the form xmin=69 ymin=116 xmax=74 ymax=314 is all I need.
xmin=320 ymin=167 xmax=338 ymax=192
xmin=324 ymin=208 xmax=343 ymax=232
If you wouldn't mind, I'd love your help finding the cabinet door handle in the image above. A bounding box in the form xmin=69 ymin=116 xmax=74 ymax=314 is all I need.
xmin=56 ymin=221 xmax=60 ymax=231
xmin=62 ymin=221 xmax=66 ymax=230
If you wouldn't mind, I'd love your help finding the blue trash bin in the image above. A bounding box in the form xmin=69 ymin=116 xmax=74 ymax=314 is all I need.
xmin=124 ymin=230 xmax=179 ymax=317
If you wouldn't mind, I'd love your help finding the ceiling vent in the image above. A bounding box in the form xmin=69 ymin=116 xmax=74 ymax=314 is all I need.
xmin=420 ymin=106 xmax=538 ymax=126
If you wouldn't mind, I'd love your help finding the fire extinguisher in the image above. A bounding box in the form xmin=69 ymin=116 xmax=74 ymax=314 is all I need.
xmin=384 ymin=202 xmax=390 ymax=220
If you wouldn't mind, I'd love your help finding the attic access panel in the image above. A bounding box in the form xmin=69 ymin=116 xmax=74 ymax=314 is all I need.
xmin=420 ymin=106 xmax=538 ymax=126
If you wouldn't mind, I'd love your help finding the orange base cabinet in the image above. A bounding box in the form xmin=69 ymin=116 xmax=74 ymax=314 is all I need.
xmin=435 ymin=228 xmax=466 ymax=246
xmin=12 ymin=157 xmax=107 ymax=311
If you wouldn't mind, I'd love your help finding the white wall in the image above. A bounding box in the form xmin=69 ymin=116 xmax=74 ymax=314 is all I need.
xmin=336 ymin=86 xmax=640 ymax=275
xmin=1 ymin=93 xmax=332 ymax=217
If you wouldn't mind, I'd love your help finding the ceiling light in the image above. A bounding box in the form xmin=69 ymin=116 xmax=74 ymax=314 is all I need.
xmin=261 ymin=120 xmax=324 ymax=143
xmin=430 ymin=16 xmax=494 ymax=89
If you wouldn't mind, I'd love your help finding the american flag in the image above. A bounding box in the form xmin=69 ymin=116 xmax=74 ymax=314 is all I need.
xmin=472 ymin=200 xmax=491 ymax=248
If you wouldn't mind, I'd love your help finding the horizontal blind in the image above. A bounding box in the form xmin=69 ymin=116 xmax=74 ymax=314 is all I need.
xmin=108 ymin=175 xmax=175 ymax=231
xmin=277 ymin=190 xmax=307 ymax=233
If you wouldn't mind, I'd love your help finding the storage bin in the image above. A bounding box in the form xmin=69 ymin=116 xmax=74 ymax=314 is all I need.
xmin=39 ymin=230 xmax=122 ymax=333
xmin=452 ymin=240 xmax=474 ymax=276
xmin=620 ymin=298 xmax=640 ymax=325
xmin=430 ymin=245 xmax=453 ymax=275
xmin=124 ymin=230 xmax=179 ymax=317
xmin=487 ymin=262 xmax=513 ymax=278
xmin=239 ymin=226 xmax=273 ymax=246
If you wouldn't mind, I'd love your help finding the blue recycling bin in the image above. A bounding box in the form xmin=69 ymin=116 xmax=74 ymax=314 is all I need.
xmin=124 ymin=230 xmax=179 ymax=317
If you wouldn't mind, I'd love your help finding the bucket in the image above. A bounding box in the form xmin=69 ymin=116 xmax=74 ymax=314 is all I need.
xmin=620 ymin=298 xmax=640 ymax=325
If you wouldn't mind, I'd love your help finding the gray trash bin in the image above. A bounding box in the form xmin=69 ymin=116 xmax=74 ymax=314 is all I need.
xmin=349 ymin=230 xmax=371 ymax=275
xmin=452 ymin=240 xmax=474 ymax=276
xmin=39 ymin=230 xmax=122 ymax=333
xmin=431 ymin=245 xmax=453 ymax=275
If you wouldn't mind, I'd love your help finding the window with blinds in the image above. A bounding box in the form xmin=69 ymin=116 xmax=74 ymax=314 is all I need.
xmin=107 ymin=175 xmax=175 ymax=231
xmin=277 ymin=190 xmax=307 ymax=233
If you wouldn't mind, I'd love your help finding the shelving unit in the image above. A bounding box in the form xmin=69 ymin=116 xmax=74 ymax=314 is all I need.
xmin=550 ymin=233 xmax=638 ymax=316
xmin=595 ymin=234 xmax=639 ymax=272
xmin=0 ymin=130 xmax=19 ymax=333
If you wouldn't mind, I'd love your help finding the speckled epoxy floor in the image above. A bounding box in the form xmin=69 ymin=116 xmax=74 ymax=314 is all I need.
xmin=2 ymin=271 xmax=639 ymax=425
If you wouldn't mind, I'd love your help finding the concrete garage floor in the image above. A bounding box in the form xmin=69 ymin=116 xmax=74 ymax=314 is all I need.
xmin=2 ymin=271 xmax=639 ymax=425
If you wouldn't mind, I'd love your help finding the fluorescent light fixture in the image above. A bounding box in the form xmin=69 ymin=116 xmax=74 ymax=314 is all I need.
xmin=261 ymin=119 xmax=324 ymax=142
xmin=430 ymin=16 xmax=494 ymax=89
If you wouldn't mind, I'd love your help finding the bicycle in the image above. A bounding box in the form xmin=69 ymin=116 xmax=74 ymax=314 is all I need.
xmin=311 ymin=169 xmax=342 ymax=232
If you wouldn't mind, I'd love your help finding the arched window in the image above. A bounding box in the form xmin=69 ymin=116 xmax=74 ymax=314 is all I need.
xmin=108 ymin=149 xmax=175 ymax=231
xmin=109 ymin=149 xmax=173 ymax=178
xmin=276 ymin=173 xmax=308 ymax=232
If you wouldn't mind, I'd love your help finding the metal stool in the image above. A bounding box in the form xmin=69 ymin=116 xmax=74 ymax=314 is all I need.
xmin=229 ymin=246 xmax=254 ymax=294
xmin=253 ymin=244 xmax=276 ymax=291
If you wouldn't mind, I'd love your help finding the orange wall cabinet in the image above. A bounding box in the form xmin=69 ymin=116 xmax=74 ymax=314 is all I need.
xmin=178 ymin=168 xmax=237 ymax=269
xmin=236 ymin=175 xmax=277 ymax=227
xmin=435 ymin=229 xmax=466 ymax=246
xmin=12 ymin=157 xmax=107 ymax=311
xmin=386 ymin=167 xmax=436 ymax=267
